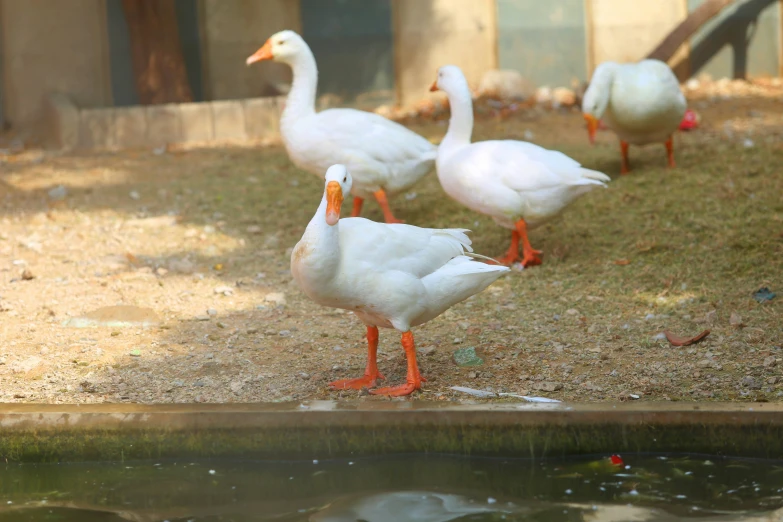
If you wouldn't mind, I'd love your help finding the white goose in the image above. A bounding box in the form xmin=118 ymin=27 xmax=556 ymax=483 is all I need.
xmin=431 ymin=65 xmax=610 ymax=267
xmin=582 ymin=59 xmax=687 ymax=174
xmin=291 ymin=164 xmax=509 ymax=396
xmin=247 ymin=30 xmax=436 ymax=224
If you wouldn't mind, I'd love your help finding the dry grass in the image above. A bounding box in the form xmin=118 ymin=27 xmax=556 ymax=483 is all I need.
xmin=0 ymin=95 xmax=781 ymax=404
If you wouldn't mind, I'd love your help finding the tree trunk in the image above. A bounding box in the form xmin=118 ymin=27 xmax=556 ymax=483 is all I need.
xmin=646 ymin=0 xmax=736 ymax=63
xmin=121 ymin=0 xmax=193 ymax=105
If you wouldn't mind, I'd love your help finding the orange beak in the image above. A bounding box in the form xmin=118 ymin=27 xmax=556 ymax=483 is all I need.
xmin=429 ymin=80 xmax=439 ymax=92
xmin=583 ymin=114 xmax=599 ymax=145
xmin=246 ymin=39 xmax=274 ymax=66
xmin=325 ymin=181 xmax=343 ymax=226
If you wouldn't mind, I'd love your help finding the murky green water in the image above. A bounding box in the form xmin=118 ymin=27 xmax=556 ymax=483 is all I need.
xmin=0 ymin=454 xmax=782 ymax=521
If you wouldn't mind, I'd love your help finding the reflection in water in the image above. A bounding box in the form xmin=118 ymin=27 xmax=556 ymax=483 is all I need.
xmin=0 ymin=454 xmax=781 ymax=521
xmin=310 ymin=491 xmax=519 ymax=521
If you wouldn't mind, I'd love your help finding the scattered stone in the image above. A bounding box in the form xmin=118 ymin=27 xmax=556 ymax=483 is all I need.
xmin=741 ymin=376 xmax=761 ymax=390
xmin=247 ymin=327 xmax=259 ymax=334
xmin=47 ymin=185 xmax=68 ymax=201
xmin=65 ymin=305 xmax=161 ymax=328
xmin=729 ymin=312 xmax=744 ymax=328
xmin=264 ymin=292 xmax=287 ymax=306
xmin=552 ymin=87 xmax=576 ymax=107
xmin=206 ymin=308 xmax=218 ymax=317
xmin=417 ymin=346 xmax=436 ymax=356
xmin=10 ymin=356 xmax=43 ymax=374
xmin=532 ymin=381 xmax=562 ymax=392
xmin=195 ymin=315 xmax=210 ymax=321
xmin=279 ymin=330 xmax=291 ymax=337
xmin=763 ymin=356 xmax=776 ymax=368
xmin=452 ymin=347 xmax=484 ymax=367
xmin=129 ymin=190 xmax=141 ymax=200
xmin=214 ymin=285 xmax=234 ymax=296
xmin=565 ymin=309 xmax=579 ymax=316
xmin=477 ymin=69 xmax=535 ymax=100
xmin=697 ymin=359 xmax=712 ymax=368
xmin=21 ymin=269 xmax=34 ymax=281
xmin=246 ymin=225 xmax=262 ymax=234
xmin=229 ymin=381 xmax=244 ymax=394
xmin=768 ymin=377 xmax=779 ymax=385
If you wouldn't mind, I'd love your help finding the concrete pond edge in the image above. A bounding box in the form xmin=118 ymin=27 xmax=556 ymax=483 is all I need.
xmin=0 ymin=401 xmax=781 ymax=463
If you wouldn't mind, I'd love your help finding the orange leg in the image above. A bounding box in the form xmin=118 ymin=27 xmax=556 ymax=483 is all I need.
xmin=350 ymin=196 xmax=364 ymax=218
xmin=370 ymin=331 xmax=426 ymax=396
xmin=494 ymin=229 xmax=520 ymax=265
xmin=620 ymin=140 xmax=631 ymax=175
xmin=329 ymin=326 xmax=385 ymax=390
xmin=373 ymin=189 xmax=404 ymax=224
xmin=665 ymin=137 xmax=675 ymax=168
xmin=515 ymin=219 xmax=543 ymax=267
xmin=493 ymin=219 xmax=542 ymax=267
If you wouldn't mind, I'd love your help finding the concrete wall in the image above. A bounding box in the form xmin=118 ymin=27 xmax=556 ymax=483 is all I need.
xmin=688 ymin=0 xmax=781 ymax=79
xmin=199 ymin=0 xmax=301 ymax=101
xmin=497 ymin=0 xmax=588 ymax=88
xmin=0 ymin=0 xmax=112 ymax=128
xmin=392 ymin=0 xmax=498 ymax=106
xmin=301 ymin=0 xmax=395 ymax=107
xmin=587 ymin=0 xmax=688 ymax=76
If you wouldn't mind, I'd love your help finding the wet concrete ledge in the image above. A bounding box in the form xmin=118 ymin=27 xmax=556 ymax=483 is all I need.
xmin=0 ymin=401 xmax=781 ymax=463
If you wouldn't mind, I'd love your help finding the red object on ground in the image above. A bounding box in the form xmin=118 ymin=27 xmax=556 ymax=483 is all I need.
xmin=610 ymin=454 xmax=624 ymax=466
xmin=679 ymin=109 xmax=698 ymax=130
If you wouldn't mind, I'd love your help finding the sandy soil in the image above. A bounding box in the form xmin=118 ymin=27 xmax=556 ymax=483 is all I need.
xmin=0 ymin=83 xmax=781 ymax=404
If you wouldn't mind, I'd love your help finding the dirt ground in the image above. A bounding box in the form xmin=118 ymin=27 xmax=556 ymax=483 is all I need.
xmin=0 ymin=84 xmax=781 ymax=404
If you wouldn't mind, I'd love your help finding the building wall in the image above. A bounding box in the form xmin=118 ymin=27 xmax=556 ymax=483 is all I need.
xmin=199 ymin=0 xmax=301 ymax=101
xmin=497 ymin=0 xmax=588 ymax=88
xmin=392 ymin=0 xmax=498 ymax=106
xmin=0 ymin=0 xmax=112 ymax=127
xmin=587 ymin=0 xmax=688 ymax=76
xmin=688 ymin=0 xmax=780 ymax=79
xmin=301 ymin=0 xmax=395 ymax=107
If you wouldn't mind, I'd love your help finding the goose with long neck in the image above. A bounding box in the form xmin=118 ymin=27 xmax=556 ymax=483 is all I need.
xmin=431 ymin=65 xmax=610 ymax=267
xmin=247 ymin=30 xmax=436 ymax=224
xmin=291 ymin=164 xmax=509 ymax=396
xmin=582 ymin=59 xmax=687 ymax=174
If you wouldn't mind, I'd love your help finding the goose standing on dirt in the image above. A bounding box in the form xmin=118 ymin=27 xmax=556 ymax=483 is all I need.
xmin=582 ymin=59 xmax=687 ymax=174
xmin=291 ymin=164 xmax=509 ymax=396
xmin=247 ymin=30 xmax=436 ymax=224
xmin=430 ymin=65 xmax=610 ymax=267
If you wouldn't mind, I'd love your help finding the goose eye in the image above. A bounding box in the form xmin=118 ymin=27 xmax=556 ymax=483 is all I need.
xmin=342 ymin=176 xmax=347 ymax=182
xmin=277 ymin=40 xmax=285 ymax=45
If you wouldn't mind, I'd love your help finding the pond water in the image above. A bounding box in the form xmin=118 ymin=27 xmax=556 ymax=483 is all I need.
xmin=0 ymin=453 xmax=782 ymax=521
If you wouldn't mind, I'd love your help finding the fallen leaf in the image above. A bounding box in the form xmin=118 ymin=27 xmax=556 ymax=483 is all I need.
xmin=729 ymin=312 xmax=744 ymax=328
xmin=125 ymin=252 xmax=140 ymax=265
xmin=614 ymin=259 xmax=631 ymax=265
xmin=664 ymin=329 xmax=710 ymax=347
xmin=610 ymin=455 xmax=624 ymax=466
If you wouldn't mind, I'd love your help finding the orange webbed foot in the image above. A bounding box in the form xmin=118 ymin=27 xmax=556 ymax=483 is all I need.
xmin=493 ymin=252 xmax=519 ymax=266
xmin=370 ymin=381 xmax=420 ymax=396
xmin=329 ymin=372 xmax=385 ymax=391
xmin=522 ymin=248 xmax=543 ymax=267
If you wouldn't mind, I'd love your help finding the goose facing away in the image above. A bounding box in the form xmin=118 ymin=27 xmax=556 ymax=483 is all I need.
xmin=582 ymin=59 xmax=687 ymax=174
xmin=290 ymin=164 xmax=509 ymax=396
xmin=247 ymin=30 xmax=436 ymax=224
xmin=430 ymin=65 xmax=610 ymax=267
